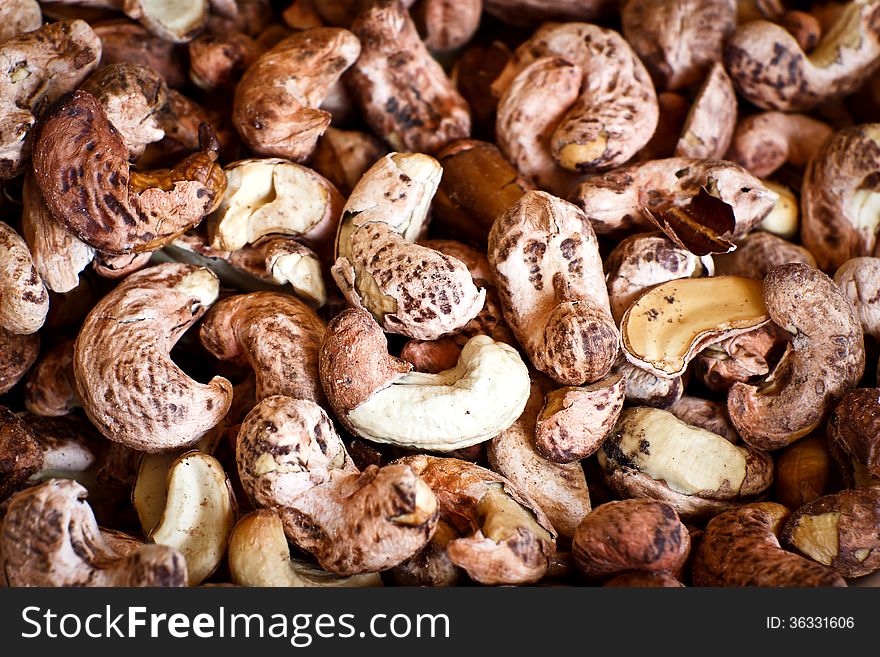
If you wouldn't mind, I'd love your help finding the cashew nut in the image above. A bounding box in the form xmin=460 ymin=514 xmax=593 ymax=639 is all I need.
xmin=0 ymin=220 xmax=49 ymax=335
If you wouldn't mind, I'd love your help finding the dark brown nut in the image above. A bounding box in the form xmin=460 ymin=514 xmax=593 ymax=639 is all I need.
xmin=237 ymin=396 xmax=439 ymax=575
xmin=728 ymin=264 xmax=865 ymax=450
xmin=573 ymin=499 xmax=690 ymax=580
xmin=835 ymin=257 xmax=880 ymax=342
xmin=232 ymin=28 xmax=360 ymax=162
xmin=568 ymin=157 xmax=776 ymax=236
xmin=603 ymin=571 xmax=685 ymax=587
xmin=451 ymin=40 xmax=511 ymax=137
xmin=621 ymin=0 xmax=736 ymax=91
xmin=725 ymin=1 xmax=880 ymax=111
xmin=0 ymin=0 xmax=41 ymax=44
xmin=693 ymin=323 xmax=786 ymax=394
xmin=283 ymin=0 xmax=324 ymax=29
xmin=432 ymin=140 xmax=530 ymax=246
xmin=612 ymin=354 xmax=684 ymax=409
xmin=0 ymin=20 xmax=102 ymax=180
xmin=535 ymin=373 xmax=625 ymax=463
xmin=24 ymin=339 xmax=80 ymax=417
xmin=0 ymin=479 xmax=188 ymax=586
xmin=92 ymin=251 xmax=153 ymax=279
xmin=399 ymin=337 xmax=462 ymax=374
xmin=0 ymin=406 xmax=42 ymax=501
xmin=487 ymin=379 xmax=592 ymax=539
xmin=483 ymin=0 xmax=615 ymax=26
xmin=801 ymin=125 xmax=880 ymax=271
xmin=311 ymin=127 xmax=388 ymax=197
xmin=597 ymin=407 xmax=774 ymax=521
xmin=781 ymin=488 xmax=880 ymax=578
xmin=828 ymin=388 xmax=880 ymax=488
xmin=188 ymin=32 xmax=260 ymax=92
xmin=121 ymin=0 xmax=208 ymax=43
xmin=412 ymin=0 xmax=481 ymax=52
xmin=488 ymin=191 xmax=619 ymax=386
xmin=73 ymin=263 xmax=233 ymax=453
xmin=33 ymin=90 xmax=226 ymax=255
xmin=0 ymin=328 xmax=39 ymax=396
xmin=79 ymin=62 xmax=167 ymax=160
xmin=390 ymin=520 xmax=463 ymax=587
xmin=494 ymin=22 xmax=658 ymax=174
xmin=92 ymin=20 xmax=187 ymax=89
xmin=775 ymin=435 xmax=832 ymax=511
xmin=782 ymin=10 xmax=822 ymax=52
xmin=713 ymin=231 xmax=817 ymax=279
xmin=200 ymin=292 xmax=326 ymax=405
xmin=0 ymin=220 xmax=49 ymax=335
xmin=726 ymin=111 xmax=833 ymax=178
xmin=675 ymin=62 xmax=737 ymax=160
xmin=692 ymin=503 xmax=846 ymax=586
xmin=668 ymin=396 xmax=740 ymax=444
xmin=604 ymin=232 xmax=713 ymax=324
xmin=636 ymin=91 xmax=690 ymax=161
xmin=20 ymin=172 xmax=95 ymax=293
xmin=347 ymin=0 xmax=471 ymax=153
xmin=146 ymin=89 xmax=237 ymax=165
xmin=397 ymin=454 xmax=557 ymax=586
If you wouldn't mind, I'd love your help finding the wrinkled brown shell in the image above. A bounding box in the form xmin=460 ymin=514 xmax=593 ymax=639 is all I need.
xmin=73 ymin=263 xmax=233 ymax=452
xmin=613 ymin=355 xmax=684 ymax=408
xmin=774 ymin=435 xmax=831 ymax=511
xmin=728 ymin=264 xmax=865 ymax=450
xmin=668 ymin=396 xmax=740 ymax=444
xmin=829 ymin=388 xmax=880 ymax=487
xmin=0 ymin=328 xmax=39 ymax=396
xmin=311 ymin=127 xmax=388 ymax=197
xmin=390 ymin=520 xmax=463 ymax=587
xmin=713 ymin=231 xmax=817 ymax=279
xmin=834 ymin=257 xmax=880 ymax=342
xmin=675 ymin=62 xmax=737 ymax=160
xmin=693 ymin=323 xmax=785 ymax=393
xmin=24 ymin=339 xmax=80 ymax=417
xmin=0 ymin=220 xmax=49 ymax=335
xmin=0 ymin=406 xmax=42 ymax=501
xmin=93 ymin=251 xmax=153 ymax=279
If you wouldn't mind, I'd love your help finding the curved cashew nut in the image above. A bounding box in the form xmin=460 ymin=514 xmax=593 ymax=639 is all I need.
xmin=332 ymin=153 xmax=485 ymax=340
xmin=829 ymin=387 xmax=880 ymax=487
xmin=0 ymin=220 xmax=49 ymax=335
xmin=834 ymin=257 xmax=880 ymax=341
xmin=0 ymin=0 xmax=41 ymax=44
xmin=692 ymin=323 xmax=786 ymax=393
xmin=0 ymin=328 xmax=39 ymax=396
xmin=74 ymin=263 xmax=233 ymax=452
xmin=675 ymin=62 xmax=737 ymax=160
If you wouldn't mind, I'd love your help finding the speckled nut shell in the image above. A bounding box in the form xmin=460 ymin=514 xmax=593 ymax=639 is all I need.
xmin=0 ymin=479 xmax=188 ymax=587
xmin=0 ymin=329 xmax=39 ymax=396
xmin=829 ymin=387 xmax=880 ymax=488
xmin=200 ymin=291 xmax=326 ymax=405
xmin=0 ymin=20 xmax=102 ymax=180
xmin=488 ymin=190 xmax=619 ymax=386
xmin=413 ymin=0 xmax=481 ymax=52
xmin=0 ymin=406 xmax=42 ymax=501
xmin=0 ymin=220 xmax=49 ymax=335
xmin=33 ymin=90 xmax=227 ymax=255
xmin=332 ymin=153 xmax=485 ymax=340
xmin=692 ymin=323 xmax=785 ymax=393
xmin=725 ymin=1 xmax=880 ymax=111
xmin=621 ymin=0 xmax=737 ymax=91
xmin=23 ymin=339 xmax=80 ymax=417
xmin=0 ymin=0 xmax=41 ymax=44
xmin=801 ymin=125 xmax=880 ymax=272
xmin=572 ymin=499 xmax=690 ymax=580
xmin=692 ymin=503 xmax=846 ymax=586
xmin=713 ymin=231 xmax=817 ymax=279
xmin=188 ymin=32 xmax=260 ymax=93
xmin=728 ymin=264 xmax=865 ymax=450
xmin=834 ymin=257 xmax=880 ymax=341
xmin=232 ymin=28 xmax=360 ymax=162
xmin=73 ymin=263 xmax=233 ymax=453
xmin=568 ymin=157 xmax=776 ymax=236
xmin=390 ymin=520 xmax=463 ymax=587
xmin=397 ymin=454 xmax=557 ymax=586
xmin=346 ymin=0 xmax=471 ymax=153
xmin=675 ymin=62 xmax=737 ymax=159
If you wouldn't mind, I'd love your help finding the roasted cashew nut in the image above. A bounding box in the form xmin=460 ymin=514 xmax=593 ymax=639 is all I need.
xmin=0 ymin=220 xmax=48 ymax=335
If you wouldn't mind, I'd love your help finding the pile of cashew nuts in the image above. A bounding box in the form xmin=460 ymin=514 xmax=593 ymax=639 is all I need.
xmin=2 ymin=0 xmax=880 ymax=588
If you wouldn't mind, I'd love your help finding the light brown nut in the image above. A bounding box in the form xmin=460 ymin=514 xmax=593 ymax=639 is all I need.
xmin=728 ymin=264 xmax=865 ymax=450
xmin=569 ymin=157 xmax=777 ymax=236
xmin=390 ymin=520 xmax=463 ymax=587
xmin=400 ymin=337 xmax=461 ymax=374
xmin=801 ymin=125 xmax=880 ymax=271
xmin=0 ymin=220 xmax=49 ymax=335
xmin=597 ymin=407 xmax=774 ymax=521
xmin=603 ymin=571 xmax=685 ymax=587
xmin=713 ymin=231 xmax=817 ymax=279
xmin=668 ymin=396 xmax=740 ymax=444
xmin=200 ymin=291 xmax=326 ymax=405
xmin=73 ymin=263 xmax=233 ymax=452
xmin=0 ymin=0 xmax=41 ymax=43
xmin=188 ymin=32 xmax=260 ymax=92
xmin=488 ymin=191 xmax=619 ymax=386
xmin=483 ymin=0 xmax=615 ymax=26
xmin=346 ymin=0 xmax=471 ymax=153
xmin=0 ymin=20 xmax=102 ymax=180
xmin=23 ymin=340 xmax=80 ymax=417
xmin=621 ymin=0 xmax=736 ymax=91
xmin=726 ymin=112 xmax=833 ymax=178
xmin=782 ymin=10 xmax=822 ymax=52
xmin=572 ymin=499 xmax=690 ymax=580
xmin=93 ymin=20 xmax=187 ymax=89
xmin=228 ymin=509 xmax=382 ymax=587
xmin=781 ymin=488 xmax=880 ymax=578
xmin=829 ymin=388 xmax=880 ymax=488
xmin=20 ymin=172 xmax=95 ymax=294
xmin=0 ymin=479 xmax=188 ymax=586
xmin=92 ymin=251 xmax=153 ymax=279
xmin=79 ymin=62 xmax=167 ymax=160
xmin=412 ymin=0 xmax=481 ymax=52
xmin=208 ymin=158 xmax=343 ymax=257
xmin=692 ymin=323 xmax=786 ymax=393
xmin=604 ymin=232 xmax=713 ymax=324
xmin=122 ymin=0 xmax=208 ymax=43
xmin=232 ymin=28 xmax=360 ymax=162
xmin=283 ymin=0 xmax=325 ymax=29
xmin=535 ymin=374 xmax=625 ymax=463
xmin=775 ymin=435 xmax=832 ymax=511
xmin=332 ymin=153 xmax=485 ymax=340
xmin=612 ymin=354 xmax=684 ymax=408
xmin=0 ymin=328 xmax=39 ymax=396
xmin=0 ymin=406 xmax=42 ymax=501
xmin=320 ymin=308 xmax=530 ymax=451
xmin=33 ymin=90 xmax=227 ymax=255
xmin=834 ymin=257 xmax=880 ymax=342
xmin=675 ymin=62 xmax=737 ymax=160
xmin=397 ymin=454 xmax=557 ymax=586
xmin=487 ymin=379 xmax=592 ymax=539
xmin=310 ymin=127 xmax=388 ymax=197
xmin=725 ymin=1 xmax=880 ymax=111
xmin=432 ymin=140 xmax=530 ymax=246
xmin=692 ymin=503 xmax=846 ymax=586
